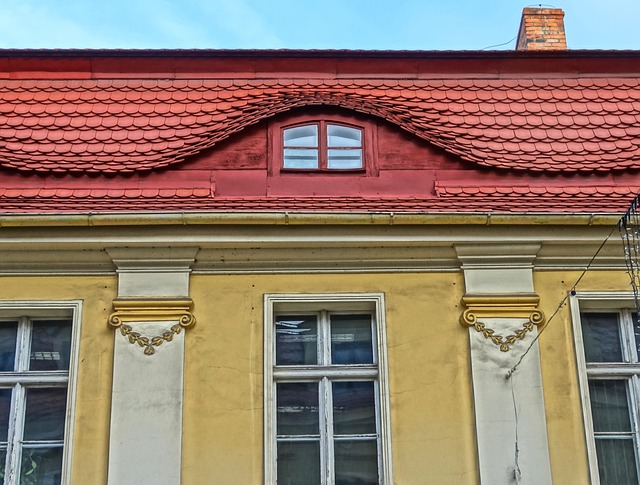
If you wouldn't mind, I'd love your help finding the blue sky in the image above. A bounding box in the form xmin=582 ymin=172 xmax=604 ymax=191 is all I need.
xmin=1 ymin=0 xmax=639 ymax=50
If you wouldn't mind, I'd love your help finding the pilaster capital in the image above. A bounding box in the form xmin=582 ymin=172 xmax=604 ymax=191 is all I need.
xmin=108 ymin=298 xmax=195 ymax=356
xmin=460 ymin=293 xmax=545 ymax=352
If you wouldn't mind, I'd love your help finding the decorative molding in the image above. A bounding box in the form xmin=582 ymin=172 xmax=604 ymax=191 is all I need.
xmin=0 ymin=227 xmax=623 ymax=275
xmin=460 ymin=294 xmax=545 ymax=352
xmin=108 ymin=298 xmax=195 ymax=355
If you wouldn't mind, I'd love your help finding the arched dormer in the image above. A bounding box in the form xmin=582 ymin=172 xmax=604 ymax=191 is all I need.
xmin=268 ymin=108 xmax=378 ymax=176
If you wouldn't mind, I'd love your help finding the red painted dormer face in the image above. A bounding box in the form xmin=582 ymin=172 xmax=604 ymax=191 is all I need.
xmin=175 ymin=106 xmax=460 ymax=198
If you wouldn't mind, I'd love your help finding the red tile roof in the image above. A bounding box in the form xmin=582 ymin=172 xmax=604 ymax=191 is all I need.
xmin=0 ymin=187 xmax=634 ymax=214
xmin=435 ymin=183 xmax=637 ymax=197
xmin=2 ymin=77 xmax=640 ymax=174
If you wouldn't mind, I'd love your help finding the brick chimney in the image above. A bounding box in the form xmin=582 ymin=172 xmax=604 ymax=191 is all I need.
xmin=516 ymin=7 xmax=567 ymax=50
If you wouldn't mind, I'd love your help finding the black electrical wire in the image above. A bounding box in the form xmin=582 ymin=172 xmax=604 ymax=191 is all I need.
xmin=507 ymin=223 xmax=618 ymax=379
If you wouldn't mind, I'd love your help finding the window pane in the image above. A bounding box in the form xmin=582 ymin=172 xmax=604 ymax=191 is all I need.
xmin=334 ymin=439 xmax=379 ymax=485
xmin=327 ymin=149 xmax=362 ymax=169
xmin=327 ymin=125 xmax=361 ymax=147
xmin=581 ymin=313 xmax=622 ymax=362
xmin=0 ymin=447 xmax=5 ymax=482
xmin=284 ymin=125 xmax=318 ymax=147
xmin=0 ymin=322 xmax=18 ymax=371
xmin=595 ymin=438 xmax=639 ymax=485
xmin=20 ymin=446 xmax=63 ymax=485
xmin=0 ymin=388 xmax=11 ymax=442
xmin=276 ymin=315 xmax=318 ymax=365
xmin=589 ymin=380 xmax=632 ymax=433
xmin=277 ymin=383 xmax=319 ymax=436
xmin=283 ymin=148 xmax=319 ymax=169
xmin=23 ymin=388 xmax=67 ymax=442
xmin=277 ymin=441 xmax=320 ymax=485
xmin=333 ymin=381 xmax=377 ymax=435
xmin=331 ymin=314 xmax=373 ymax=365
xmin=30 ymin=320 xmax=72 ymax=371
xmin=633 ymin=313 xmax=640 ymax=361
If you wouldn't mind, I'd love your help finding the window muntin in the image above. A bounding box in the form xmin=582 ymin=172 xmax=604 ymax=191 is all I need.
xmin=579 ymin=309 xmax=640 ymax=484
xmin=0 ymin=316 xmax=73 ymax=485
xmin=265 ymin=295 xmax=392 ymax=485
xmin=283 ymin=122 xmax=363 ymax=171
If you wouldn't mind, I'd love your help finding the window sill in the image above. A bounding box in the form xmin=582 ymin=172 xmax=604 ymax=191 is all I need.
xmin=280 ymin=168 xmax=367 ymax=174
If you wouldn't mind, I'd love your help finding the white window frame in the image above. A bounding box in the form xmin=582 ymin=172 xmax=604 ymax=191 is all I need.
xmin=0 ymin=301 xmax=82 ymax=485
xmin=263 ymin=293 xmax=393 ymax=484
xmin=282 ymin=122 xmax=364 ymax=171
xmin=571 ymin=291 xmax=640 ymax=485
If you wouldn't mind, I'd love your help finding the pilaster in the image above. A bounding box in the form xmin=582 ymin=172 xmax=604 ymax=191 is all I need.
xmin=106 ymin=247 xmax=198 ymax=485
xmin=456 ymin=244 xmax=552 ymax=485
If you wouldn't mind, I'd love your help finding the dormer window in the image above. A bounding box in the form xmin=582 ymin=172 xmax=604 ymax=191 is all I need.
xmin=269 ymin=110 xmax=376 ymax=176
xmin=283 ymin=123 xmax=363 ymax=170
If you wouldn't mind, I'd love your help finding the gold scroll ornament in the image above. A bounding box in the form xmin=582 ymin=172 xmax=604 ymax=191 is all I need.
xmin=460 ymin=294 xmax=545 ymax=352
xmin=108 ymin=298 xmax=196 ymax=356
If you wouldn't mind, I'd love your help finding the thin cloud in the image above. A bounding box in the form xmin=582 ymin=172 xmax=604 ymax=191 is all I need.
xmin=0 ymin=1 xmax=108 ymax=48
xmin=0 ymin=0 xmax=638 ymax=50
xmin=191 ymin=0 xmax=284 ymax=48
xmin=130 ymin=0 xmax=216 ymax=48
xmin=0 ymin=0 xmax=269 ymax=49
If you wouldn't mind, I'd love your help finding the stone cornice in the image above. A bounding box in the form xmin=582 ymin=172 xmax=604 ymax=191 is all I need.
xmin=0 ymin=224 xmax=623 ymax=274
xmin=455 ymin=243 xmax=541 ymax=269
xmin=106 ymin=247 xmax=198 ymax=270
xmin=0 ymin=212 xmax=622 ymax=227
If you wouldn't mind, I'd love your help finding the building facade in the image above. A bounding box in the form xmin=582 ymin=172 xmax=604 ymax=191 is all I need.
xmin=1 ymin=12 xmax=640 ymax=485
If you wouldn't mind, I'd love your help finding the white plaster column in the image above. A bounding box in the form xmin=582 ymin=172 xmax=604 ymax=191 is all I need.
xmin=456 ymin=244 xmax=552 ymax=485
xmin=106 ymin=247 xmax=198 ymax=485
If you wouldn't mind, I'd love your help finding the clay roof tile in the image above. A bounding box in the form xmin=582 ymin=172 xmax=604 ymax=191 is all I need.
xmin=0 ymin=76 xmax=639 ymax=174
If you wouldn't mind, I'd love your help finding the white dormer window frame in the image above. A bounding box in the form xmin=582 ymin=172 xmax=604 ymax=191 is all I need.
xmin=268 ymin=111 xmax=377 ymax=176
xmin=282 ymin=122 xmax=364 ymax=171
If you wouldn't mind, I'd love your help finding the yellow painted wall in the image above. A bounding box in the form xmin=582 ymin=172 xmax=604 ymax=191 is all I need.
xmin=535 ymin=270 xmax=631 ymax=485
xmin=184 ymin=272 xmax=478 ymax=485
xmin=0 ymin=271 xmax=476 ymax=484
xmin=0 ymin=275 xmax=116 ymax=484
xmin=0 ymin=267 xmax=624 ymax=484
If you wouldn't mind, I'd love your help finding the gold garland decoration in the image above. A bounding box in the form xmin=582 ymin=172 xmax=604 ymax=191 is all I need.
xmin=108 ymin=298 xmax=195 ymax=356
xmin=460 ymin=294 xmax=545 ymax=352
